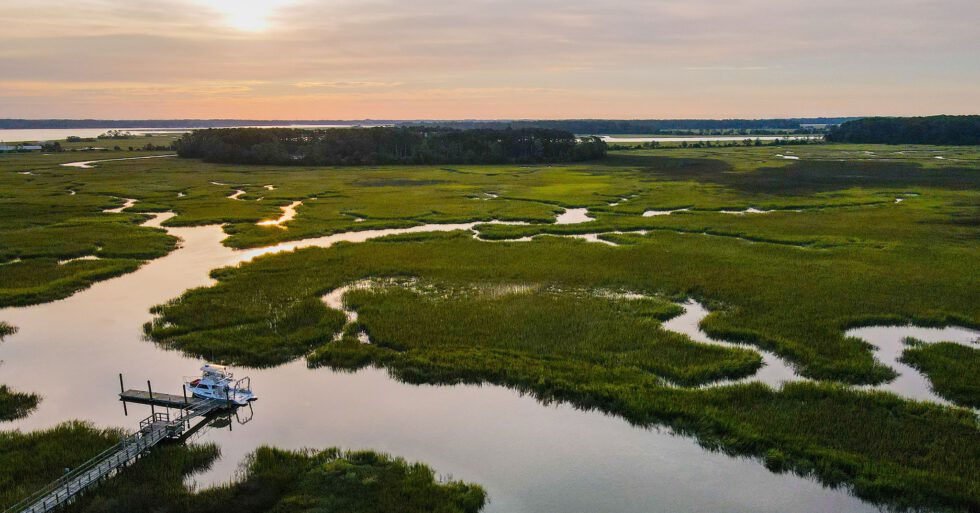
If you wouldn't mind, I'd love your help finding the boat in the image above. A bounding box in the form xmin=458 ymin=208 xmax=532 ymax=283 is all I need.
xmin=184 ymin=364 xmax=256 ymax=406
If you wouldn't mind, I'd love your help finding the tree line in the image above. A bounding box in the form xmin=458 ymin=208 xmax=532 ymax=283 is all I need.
xmin=415 ymin=118 xmax=854 ymax=134
xmin=1 ymin=118 xmax=855 ymax=132
xmin=826 ymin=116 xmax=980 ymax=145
xmin=176 ymin=127 xmax=607 ymax=165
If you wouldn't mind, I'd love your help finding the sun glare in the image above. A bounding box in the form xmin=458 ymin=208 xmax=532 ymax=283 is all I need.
xmin=197 ymin=0 xmax=299 ymax=32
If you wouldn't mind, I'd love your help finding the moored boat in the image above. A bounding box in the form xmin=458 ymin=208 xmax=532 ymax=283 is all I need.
xmin=184 ymin=364 xmax=256 ymax=406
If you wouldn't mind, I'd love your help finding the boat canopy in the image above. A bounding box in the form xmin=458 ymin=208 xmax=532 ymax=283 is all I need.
xmin=201 ymin=364 xmax=230 ymax=377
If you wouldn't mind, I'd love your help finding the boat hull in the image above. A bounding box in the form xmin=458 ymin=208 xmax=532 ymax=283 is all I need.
xmin=185 ymin=385 xmax=255 ymax=406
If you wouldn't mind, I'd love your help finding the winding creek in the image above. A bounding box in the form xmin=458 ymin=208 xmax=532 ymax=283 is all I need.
xmin=60 ymin=154 xmax=177 ymax=169
xmin=1 ymin=158 xmax=977 ymax=512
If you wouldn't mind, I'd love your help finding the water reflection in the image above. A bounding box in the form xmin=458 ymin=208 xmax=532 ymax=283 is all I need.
xmin=554 ymin=208 xmax=594 ymax=225
xmin=847 ymin=325 xmax=980 ymax=406
xmin=60 ymin=154 xmax=176 ymax=169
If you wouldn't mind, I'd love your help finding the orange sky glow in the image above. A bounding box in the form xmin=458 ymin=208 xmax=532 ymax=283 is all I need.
xmin=1 ymin=0 xmax=978 ymax=119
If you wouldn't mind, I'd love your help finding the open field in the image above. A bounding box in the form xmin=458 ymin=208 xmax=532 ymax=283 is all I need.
xmin=1 ymin=142 xmax=979 ymax=510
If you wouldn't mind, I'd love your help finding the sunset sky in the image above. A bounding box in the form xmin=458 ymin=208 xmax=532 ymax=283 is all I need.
xmin=2 ymin=0 xmax=978 ymax=119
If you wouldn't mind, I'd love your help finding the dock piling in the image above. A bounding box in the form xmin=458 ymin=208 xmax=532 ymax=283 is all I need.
xmin=147 ymin=380 xmax=155 ymax=416
xmin=119 ymin=373 xmax=127 ymax=416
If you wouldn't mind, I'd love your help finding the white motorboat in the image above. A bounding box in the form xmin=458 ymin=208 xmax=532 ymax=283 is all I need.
xmin=184 ymin=364 xmax=256 ymax=406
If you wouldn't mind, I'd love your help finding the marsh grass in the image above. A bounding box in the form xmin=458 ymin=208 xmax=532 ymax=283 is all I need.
xmin=3 ymin=143 xmax=976 ymax=302
xmin=146 ymin=230 xmax=980 ymax=509
xmin=337 ymin=285 xmax=761 ymax=386
xmin=3 ymin=144 xmax=980 ymax=510
xmin=180 ymin=447 xmax=486 ymax=513
xmin=1 ymin=423 xmax=486 ymax=513
xmin=0 ymin=385 xmax=38 ymax=421
xmin=0 ymin=258 xmax=144 ymax=307
xmin=145 ymin=296 xmax=347 ymax=367
xmin=312 ymin=343 xmax=980 ymax=510
xmin=900 ymin=338 xmax=980 ymax=408
xmin=149 ymin=229 xmax=979 ymax=384
xmin=0 ymin=422 xmax=123 ymax=507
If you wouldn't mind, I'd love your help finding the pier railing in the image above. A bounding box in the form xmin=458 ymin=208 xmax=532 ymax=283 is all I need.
xmin=2 ymin=421 xmax=158 ymax=513
xmin=5 ymin=400 xmax=226 ymax=513
xmin=4 ymin=376 xmax=240 ymax=513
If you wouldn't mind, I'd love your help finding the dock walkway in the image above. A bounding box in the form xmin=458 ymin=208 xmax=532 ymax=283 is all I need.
xmin=4 ymin=392 xmax=227 ymax=513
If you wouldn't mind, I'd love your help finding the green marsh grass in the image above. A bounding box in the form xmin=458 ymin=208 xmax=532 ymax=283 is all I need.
xmin=336 ymin=285 xmax=761 ymax=386
xmin=1 ymin=423 xmax=485 ymax=513
xmin=0 ymin=422 xmax=125 ymax=507
xmin=900 ymin=338 xmax=980 ymax=408
xmin=144 ymin=229 xmax=980 ymax=510
xmin=149 ymin=229 xmax=978 ymax=384
xmin=146 ymin=295 xmax=347 ymax=367
xmin=0 ymin=385 xmax=38 ymax=421
xmin=3 ymin=143 xmax=980 ymax=510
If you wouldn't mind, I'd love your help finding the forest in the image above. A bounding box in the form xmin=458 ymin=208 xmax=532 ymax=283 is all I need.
xmin=176 ymin=127 xmax=607 ymax=165
xmin=414 ymin=118 xmax=853 ymax=133
xmin=826 ymin=115 xmax=980 ymax=145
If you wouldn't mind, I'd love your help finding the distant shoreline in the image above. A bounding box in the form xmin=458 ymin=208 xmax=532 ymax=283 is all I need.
xmin=0 ymin=117 xmax=855 ymax=130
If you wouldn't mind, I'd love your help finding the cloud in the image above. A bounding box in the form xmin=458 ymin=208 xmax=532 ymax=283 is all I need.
xmin=684 ymin=66 xmax=771 ymax=71
xmin=294 ymin=81 xmax=404 ymax=89
xmin=0 ymin=0 xmax=978 ymax=117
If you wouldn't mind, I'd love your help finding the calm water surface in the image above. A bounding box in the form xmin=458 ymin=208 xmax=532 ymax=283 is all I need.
xmin=0 ymin=125 xmax=374 ymax=143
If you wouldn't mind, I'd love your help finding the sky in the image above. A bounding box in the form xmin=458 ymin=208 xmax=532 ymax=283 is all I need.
xmin=1 ymin=0 xmax=978 ymax=119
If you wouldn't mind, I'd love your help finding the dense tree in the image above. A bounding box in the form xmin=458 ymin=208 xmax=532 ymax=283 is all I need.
xmin=176 ymin=127 xmax=607 ymax=165
xmin=413 ymin=118 xmax=853 ymax=134
xmin=826 ymin=115 xmax=980 ymax=145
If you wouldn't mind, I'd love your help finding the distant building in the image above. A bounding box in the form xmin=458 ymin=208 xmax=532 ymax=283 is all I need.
xmin=0 ymin=144 xmax=43 ymax=152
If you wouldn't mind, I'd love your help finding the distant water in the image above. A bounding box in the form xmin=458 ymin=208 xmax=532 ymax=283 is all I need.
xmin=0 ymin=125 xmax=368 ymax=143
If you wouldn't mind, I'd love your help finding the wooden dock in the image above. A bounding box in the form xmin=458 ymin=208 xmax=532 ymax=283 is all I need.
xmin=119 ymin=389 xmax=212 ymax=409
xmin=4 ymin=385 xmax=230 ymax=513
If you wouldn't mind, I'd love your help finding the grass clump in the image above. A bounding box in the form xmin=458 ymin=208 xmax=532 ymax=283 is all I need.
xmin=900 ymin=338 xmax=980 ymax=408
xmin=1 ymin=424 xmax=486 ymax=513
xmin=145 ymin=294 xmax=347 ymax=367
xmin=181 ymin=447 xmax=486 ymax=513
xmin=337 ymin=285 xmax=761 ymax=386
xmin=682 ymin=382 xmax=980 ymax=510
xmin=0 ymin=212 xmax=177 ymax=307
xmin=0 ymin=422 xmax=125 ymax=507
xmin=0 ymin=258 xmax=144 ymax=307
xmin=0 ymin=385 xmax=38 ymax=421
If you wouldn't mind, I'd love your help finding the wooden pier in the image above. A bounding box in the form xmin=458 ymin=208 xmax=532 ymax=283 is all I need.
xmin=4 ymin=377 xmax=234 ymax=513
xmin=119 ymin=389 xmax=211 ymax=409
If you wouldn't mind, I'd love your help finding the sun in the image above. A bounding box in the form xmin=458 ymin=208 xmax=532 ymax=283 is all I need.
xmin=196 ymin=0 xmax=299 ymax=32
xmin=224 ymin=12 xmax=270 ymax=32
